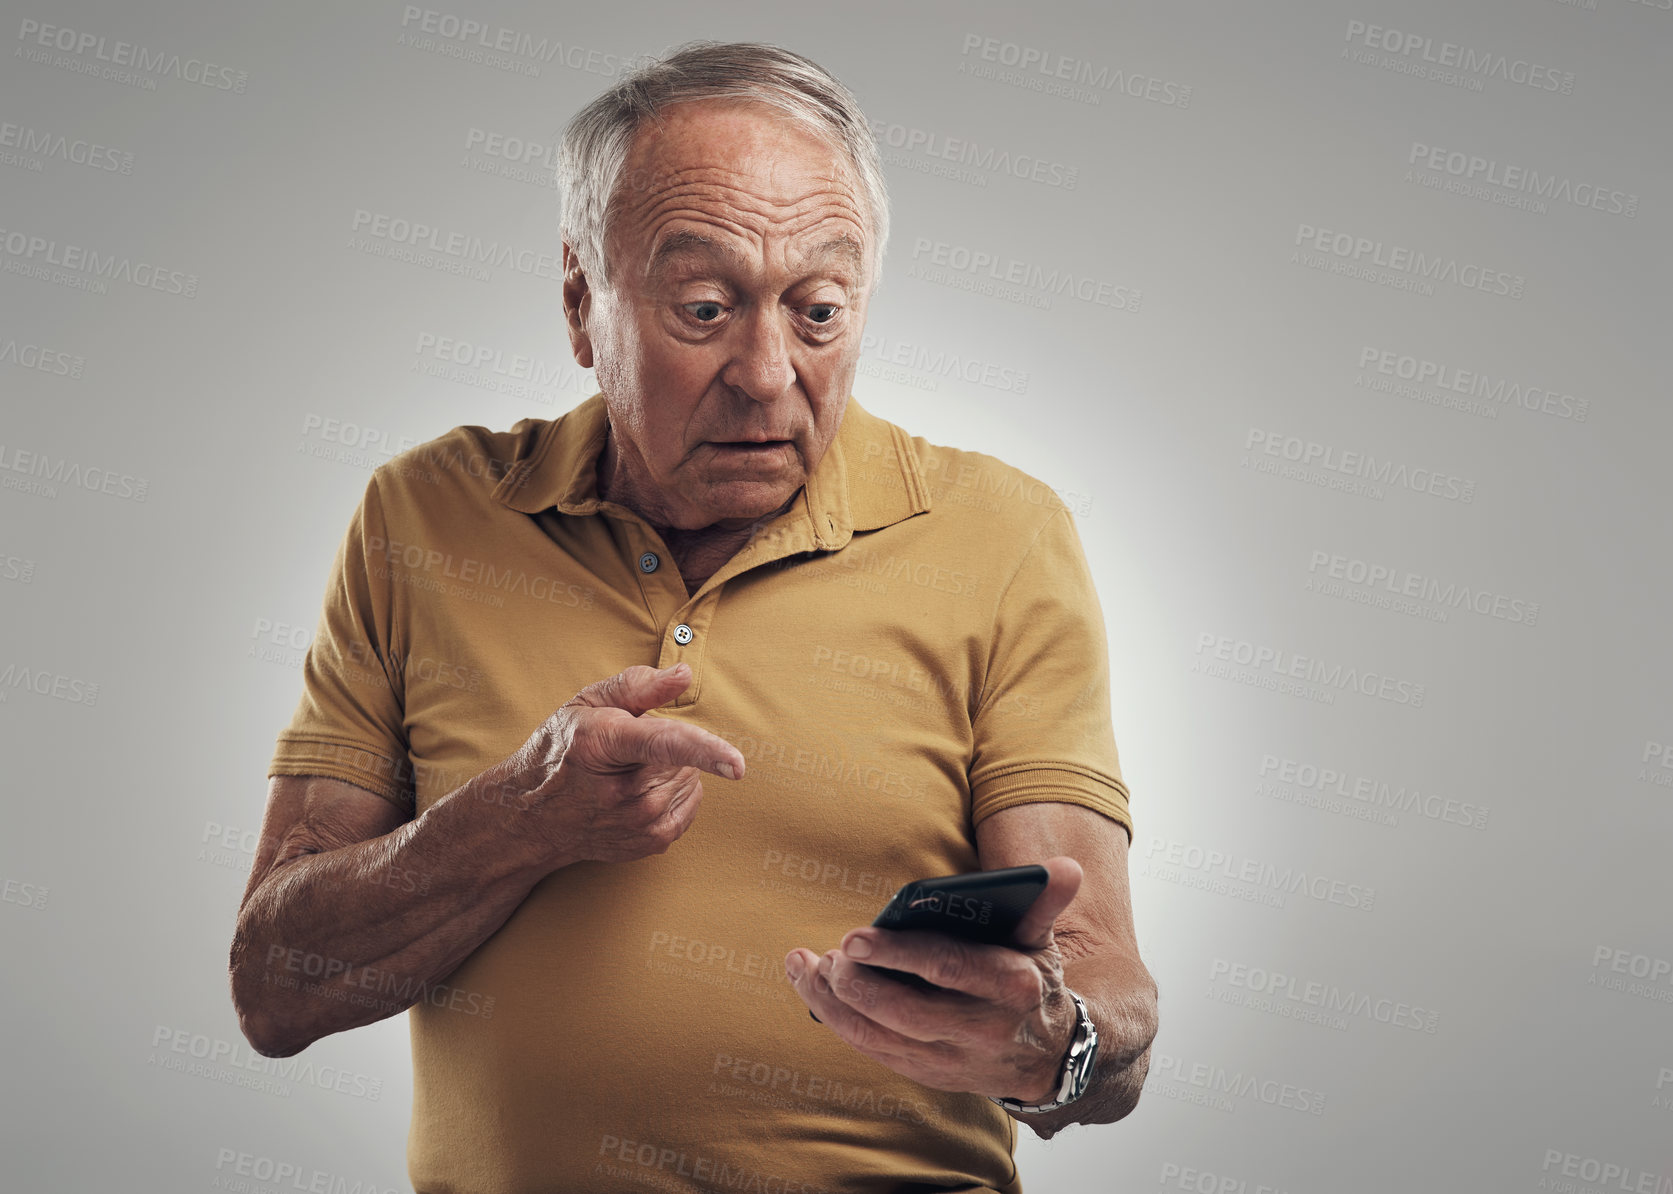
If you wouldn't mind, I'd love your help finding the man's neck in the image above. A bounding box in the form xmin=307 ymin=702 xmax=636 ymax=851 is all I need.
xmin=596 ymin=419 xmax=797 ymax=586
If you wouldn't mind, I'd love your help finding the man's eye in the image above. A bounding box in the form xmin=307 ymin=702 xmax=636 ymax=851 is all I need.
xmin=685 ymin=302 xmax=725 ymax=322
xmin=806 ymin=304 xmax=840 ymax=324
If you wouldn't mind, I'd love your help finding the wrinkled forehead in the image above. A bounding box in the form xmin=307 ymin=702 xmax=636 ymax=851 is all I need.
xmin=605 ymin=100 xmax=869 ymax=272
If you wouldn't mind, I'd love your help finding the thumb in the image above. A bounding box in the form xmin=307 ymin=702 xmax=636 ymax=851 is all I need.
xmin=565 ymin=663 xmax=692 ymax=717
xmin=1012 ymin=856 xmax=1083 ymax=951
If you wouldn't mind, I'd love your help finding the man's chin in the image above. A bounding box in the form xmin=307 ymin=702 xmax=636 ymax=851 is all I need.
xmin=680 ymin=478 xmax=803 ymax=530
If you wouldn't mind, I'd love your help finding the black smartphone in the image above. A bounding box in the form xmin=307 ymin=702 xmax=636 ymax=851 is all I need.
xmin=863 ymin=864 xmax=1049 ymax=991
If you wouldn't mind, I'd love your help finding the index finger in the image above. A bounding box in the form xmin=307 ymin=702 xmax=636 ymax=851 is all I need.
xmin=841 ymin=929 xmax=1031 ymax=1004
xmin=603 ymin=710 xmax=747 ymax=781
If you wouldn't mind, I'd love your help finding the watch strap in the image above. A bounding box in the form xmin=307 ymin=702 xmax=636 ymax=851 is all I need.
xmin=989 ymin=989 xmax=1098 ymax=1115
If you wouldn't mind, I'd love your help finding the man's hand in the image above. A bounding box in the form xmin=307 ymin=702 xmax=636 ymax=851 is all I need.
xmin=783 ymin=855 xmax=1086 ymax=1103
xmin=480 ymin=662 xmax=747 ymax=868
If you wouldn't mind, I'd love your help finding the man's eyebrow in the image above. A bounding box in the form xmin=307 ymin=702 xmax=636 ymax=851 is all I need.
xmin=804 ymin=235 xmax=863 ymax=272
xmin=644 ymin=230 xmax=865 ymax=280
xmin=645 ymin=230 xmax=746 ymax=279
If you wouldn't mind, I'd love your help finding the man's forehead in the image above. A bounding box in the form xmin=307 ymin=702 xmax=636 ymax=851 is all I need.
xmin=608 ymin=101 xmax=870 ymax=279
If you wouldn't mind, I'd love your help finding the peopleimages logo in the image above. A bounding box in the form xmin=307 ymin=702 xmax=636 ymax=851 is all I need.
xmin=1307 ymin=549 xmax=1538 ymax=626
xmin=1143 ymin=835 xmax=1376 ymax=910
xmin=1357 ymin=345 xmax=1588 ymax=421
xmin=1159 ymin=1161 xmax=1297 ymax=1194
xmin=1642 ymin=740 xmax=1673 ymax=788
xmin=152 ymin=1026 xmax=383 ymax=1099
xmin=464 ymin=126 xmax=558 ymax=170
xmin=1407 ymin=142 xmax=1637 ymax=218
xmin=1246 ymin=428 xmax=1475 ymax=503
xmin=349 ymin=210 xmax=562 ymax=279
xmin=0 ymin=225 xmax=198 ymax=297
xmin=1209 ymin=958 xmax=1440 ymax=1033
xmin=1539 ymin=1150 xmax=1672 ymax=1194
xmin=908 ymin=236 xmax=1142 ymax=312
xmin=596 ymin=1133 xmax=833 ymax=1193
xmin=412 ymin=331 xmax=587 ymax=404
xmin=1258 ymin=754 xmax=1490 ymax=831
xmin=1148 ymin=1054 xmax=1327 ymax=1116
xmin=1342 ymin=20 xmax=1575 ymax=94
xmin=1293 ymin=222 xmax=1525 ymax=298
xmin=0 ymin=119 xmax=134 ymax=173
xmin=859 ymin=331 xmax=1029 ymax=395
xmin=397 ymin=8 xmax=652 ymax=78
xmin=460 ymin=126 xmax=560 ymax=187
xmin=1194 ymin=631 xmax=1426 ymax=707
xmin=869 ymin=119 xmax=1080 ymax=189
xmin=0 ymin=443 xmax=149 ymax=501
xmin=1589 ymin=946 xmax=1673 ymax=1006
xmin=958 ymin=32 xmax=1192 ymax=107
xmin=15 ymin=19 xmax=251 ymax=92
xmin=213 ymin=1148 xmax=403 ymax=1194
xmin=0 ymin=337 xmax=84 ymax=378
xmin=710 ymin=1050 xmax=933 ymax=1124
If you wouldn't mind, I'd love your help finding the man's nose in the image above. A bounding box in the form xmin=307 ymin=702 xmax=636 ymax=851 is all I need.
xmin=721 ymin=305 xmax=794 ymax=400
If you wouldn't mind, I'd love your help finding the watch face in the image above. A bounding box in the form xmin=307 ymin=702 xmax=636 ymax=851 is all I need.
xmin=1067 ymin=1034 xmax=1098 ymax=1096
xmin=1062 ymin=995 xmax=1098 ymax=1099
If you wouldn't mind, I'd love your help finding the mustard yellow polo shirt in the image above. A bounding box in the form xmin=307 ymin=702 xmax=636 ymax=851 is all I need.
xmin=269 ymin=392 xmax=1131 ymax=1194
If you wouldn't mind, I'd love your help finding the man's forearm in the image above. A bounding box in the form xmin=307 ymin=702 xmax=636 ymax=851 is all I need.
xmin=230 ymin=781 xmax=556 ymax=1057
xmin=1007 ymin=947 xmax=1159 ymax=1139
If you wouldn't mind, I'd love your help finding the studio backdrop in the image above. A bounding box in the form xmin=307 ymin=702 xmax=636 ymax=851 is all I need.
xmin=2 ymin=1 xmax=1669 ymax=1191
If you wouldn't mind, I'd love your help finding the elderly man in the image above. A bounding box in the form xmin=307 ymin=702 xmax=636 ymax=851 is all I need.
xmin=232 ymin=40 xmax=1156 ymax=1194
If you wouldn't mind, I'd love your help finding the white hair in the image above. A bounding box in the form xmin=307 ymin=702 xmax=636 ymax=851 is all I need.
xmin=558 ymin=40 xmax=890 ymax=292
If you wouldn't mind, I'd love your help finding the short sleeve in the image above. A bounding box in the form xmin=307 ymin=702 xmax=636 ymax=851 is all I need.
xmin=268 ymin=473 xmax=414 ymax=814
xmin=969 ymin=504 xmax=1132 ymax=839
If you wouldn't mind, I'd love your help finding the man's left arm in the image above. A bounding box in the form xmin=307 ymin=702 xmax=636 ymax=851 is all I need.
xmin=974 ymin=800 xmax=1158 ymax=1139
xmin=785 ymin=800 xmax=1158 ymax=1139
xmin=785 ymin=501 xmax=1156 ymax=1134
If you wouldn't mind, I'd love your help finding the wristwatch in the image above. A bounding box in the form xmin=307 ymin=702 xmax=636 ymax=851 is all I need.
xmin=990 ymin=989 xmax=1099 ymax=1115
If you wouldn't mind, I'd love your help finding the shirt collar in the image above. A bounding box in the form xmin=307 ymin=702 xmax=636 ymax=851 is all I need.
xmin=491 ymin=392 xmax=930 ymax=548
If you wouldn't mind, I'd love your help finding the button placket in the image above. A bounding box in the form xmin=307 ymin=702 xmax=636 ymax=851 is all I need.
xmin=609 ymin=514 xmax=681 ymax=624
xmin=635 ymin=504 xmax=830 ymax=709
xmin=617 ymin=522 xmax=698 ymax=700
xmin=659 ymin=592 xmax=716 ymax=707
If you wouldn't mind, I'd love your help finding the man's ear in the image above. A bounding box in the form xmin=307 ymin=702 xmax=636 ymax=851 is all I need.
xmin=561 ymin=241 xmax=595 ymax=369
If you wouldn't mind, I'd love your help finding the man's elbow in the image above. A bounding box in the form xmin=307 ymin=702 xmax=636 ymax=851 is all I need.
xmin=240 ymin=1013 xmax=310 ymax=1059
xmin=228 ymin=940 xmax=313 ymax=1058
xmin=228 ymin=970 xmax=309 ymax=1058
xmin=1098 ymin=973 xmax=1160 ymax=1123
xmin=1106 ymin=1043 xmax=1155 ymax=1122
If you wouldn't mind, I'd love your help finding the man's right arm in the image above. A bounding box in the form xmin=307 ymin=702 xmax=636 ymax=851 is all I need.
xmin=230 ymin=662 xmax=745 ymax=1058
xmin=228 ymin=771 xmax=554 ymax=1058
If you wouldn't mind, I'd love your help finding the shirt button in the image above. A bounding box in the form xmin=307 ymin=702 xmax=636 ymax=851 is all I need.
xmin=673 ymin=623 xmax=693 ymax=645
xmin=639 ymin=552 xmax=660 ymax=573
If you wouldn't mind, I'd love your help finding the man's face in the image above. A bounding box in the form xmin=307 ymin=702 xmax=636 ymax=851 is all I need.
xmin=563 ymin=99 xmax=873 ymax=532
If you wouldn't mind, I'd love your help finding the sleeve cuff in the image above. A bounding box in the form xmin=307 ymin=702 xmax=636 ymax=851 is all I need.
xmin=268 ymin=736 xmax=416 ymax=814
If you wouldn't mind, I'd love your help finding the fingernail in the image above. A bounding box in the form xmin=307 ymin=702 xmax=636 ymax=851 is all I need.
xmin=785 ymin=953 xmax=805 ymax=982
xmin=842 ymin=934 xmax=872 ymax=959
xmin=715 ymin=761 xmax=736 ymax=781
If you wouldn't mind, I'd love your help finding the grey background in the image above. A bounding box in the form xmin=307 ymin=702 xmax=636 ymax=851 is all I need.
xmin=2 ymin=0 xmax=1670 ymax=1191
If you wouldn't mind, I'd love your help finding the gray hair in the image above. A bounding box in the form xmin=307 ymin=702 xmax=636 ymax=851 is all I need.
xmin=558 ymin=40 xmax=889 ymax=293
